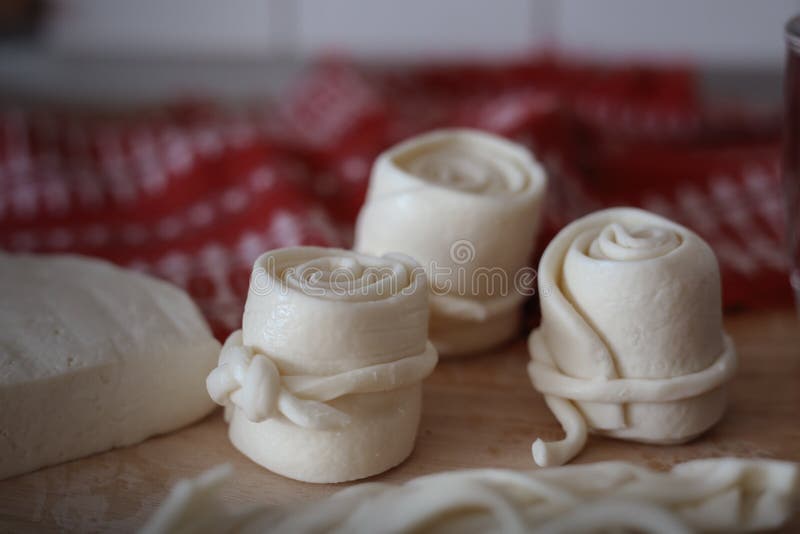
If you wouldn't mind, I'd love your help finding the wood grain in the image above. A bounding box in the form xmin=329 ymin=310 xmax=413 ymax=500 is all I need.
xmin=1 ymin=310 xmax=798 ymax=533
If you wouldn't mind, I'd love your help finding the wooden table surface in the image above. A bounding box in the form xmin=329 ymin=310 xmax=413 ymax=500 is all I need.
xmin=1 ymin=310 xmax=799 ymax=533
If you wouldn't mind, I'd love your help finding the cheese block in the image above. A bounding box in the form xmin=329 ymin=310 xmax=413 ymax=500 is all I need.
xmin=0 ymin=253 xmax=220 ymax=480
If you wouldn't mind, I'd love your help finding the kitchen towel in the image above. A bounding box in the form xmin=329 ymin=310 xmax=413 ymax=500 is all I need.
xmin=0 ymin=57 xmax=789 ymax=337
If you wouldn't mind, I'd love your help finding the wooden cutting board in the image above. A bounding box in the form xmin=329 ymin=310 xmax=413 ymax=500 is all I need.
xmin=1 ymin=310 xmax=799 ymax=533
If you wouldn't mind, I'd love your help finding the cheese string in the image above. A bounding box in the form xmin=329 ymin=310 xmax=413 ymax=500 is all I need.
xmin=141 ymin=459 xmax=799 ymax=534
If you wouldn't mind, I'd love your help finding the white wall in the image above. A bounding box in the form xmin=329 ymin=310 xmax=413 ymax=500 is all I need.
xmin=38 ymin=0 xmax=800 ymax=67
xmin=555 ymin=0 xmax=799 ymax=66
xmin=1 ymin=0 xmax=789 ymax=106
xmin=296 ymin=0 xmax=548 ymax=59
xmin=45 ymin=0 xmax=280 ymax=57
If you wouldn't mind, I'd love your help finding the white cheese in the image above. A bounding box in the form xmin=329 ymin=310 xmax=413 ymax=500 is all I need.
xmin=528 ymin=208 xmax=735 ymax=466
xmin=142 ymin=458 xmax=799 ymax=533
xmin=354 ymin=129 xmax=547 ymax=356
xmin=0 ymin=253 xmax=220 ymax=479
xmin=207 ymin=247 xmax=437 ymax=483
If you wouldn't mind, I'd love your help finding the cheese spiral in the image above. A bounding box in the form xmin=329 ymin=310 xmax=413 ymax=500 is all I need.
xmin=207 ymin=247 xmax=438 ymax=483
xmin=528 ymin=208 xmax=736 ymax=466
xmin=355 ymin=129 xmax=547 ymax=356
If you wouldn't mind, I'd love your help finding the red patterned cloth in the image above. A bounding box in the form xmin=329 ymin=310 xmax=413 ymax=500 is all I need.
xmin=0 ymin=58 xmax=791 ymax=337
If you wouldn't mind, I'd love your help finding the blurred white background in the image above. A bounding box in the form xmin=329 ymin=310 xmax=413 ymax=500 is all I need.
xmin=0 ymin=0 xmax=796 ymax=105
xmin=40 ymin=0 xmax=798 ymax=64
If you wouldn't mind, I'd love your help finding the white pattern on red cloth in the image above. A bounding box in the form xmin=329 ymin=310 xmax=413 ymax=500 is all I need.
xmin=0 ymin=59 xmax=791 ymax=337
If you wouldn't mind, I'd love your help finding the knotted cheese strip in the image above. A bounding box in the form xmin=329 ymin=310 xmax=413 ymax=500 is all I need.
xmin=208 ymin=329 xmax=437 ymax=430
xmin=354 ymin=129 xmax=547 ymax=356
xmin=142 ymin=458 xmax=799 ymax=534
xmin=528 ymin=208 xmax=736 ymax=467
xmin=207 ymin=247 xmax=438 ymax=483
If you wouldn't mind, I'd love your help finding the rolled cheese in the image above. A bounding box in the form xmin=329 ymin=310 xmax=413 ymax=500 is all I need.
xmin=0 ymin=253 xmax=220 ymax=480
xmin=206 ymin=247 xmax=437 ymax=483
xmin=354 ymin=129 xmax=547 ymax=356
xmin=528 ymin=208 xmax=736 ymax=466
